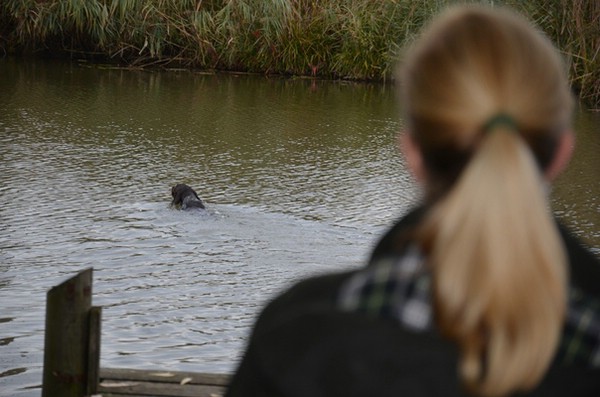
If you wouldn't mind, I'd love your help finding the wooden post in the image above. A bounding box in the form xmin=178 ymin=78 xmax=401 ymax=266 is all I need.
xmin=42 ymin=268 xmax=95 ymax=397
xmin=87 ymin=305 xmax=102 ymax=395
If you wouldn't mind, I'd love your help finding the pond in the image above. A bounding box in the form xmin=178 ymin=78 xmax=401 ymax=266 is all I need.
xmin=0 ymin=58 xmax=598 ymax=397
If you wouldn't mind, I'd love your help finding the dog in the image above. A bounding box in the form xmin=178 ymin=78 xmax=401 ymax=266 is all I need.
xmin=171 ymin=184 xmax=206 ymax=210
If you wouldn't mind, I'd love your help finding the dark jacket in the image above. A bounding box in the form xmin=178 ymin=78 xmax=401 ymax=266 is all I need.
xmin=226 ymin=208 xmax=600 ymax=397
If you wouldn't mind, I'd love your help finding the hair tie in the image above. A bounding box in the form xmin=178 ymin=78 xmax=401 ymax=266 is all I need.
xmin=482 ymin=114 xmax=518 ymax=133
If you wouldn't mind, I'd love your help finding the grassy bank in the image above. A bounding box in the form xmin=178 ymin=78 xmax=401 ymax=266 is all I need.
xmin=1 ymin=0 xmax=598 ymax=107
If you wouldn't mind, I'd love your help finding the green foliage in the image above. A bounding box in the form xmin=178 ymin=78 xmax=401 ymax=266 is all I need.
xmin=0 ymin=0 xmax=598 ymax=106
xmin=545 ymin=1 xmax=599 ymax=106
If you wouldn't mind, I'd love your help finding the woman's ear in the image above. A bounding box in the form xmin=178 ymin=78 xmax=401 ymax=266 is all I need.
xmin=545 ymin=130 xmax=574 ymax=181
xmin=399 ymin=131 xmax=426 ymax=183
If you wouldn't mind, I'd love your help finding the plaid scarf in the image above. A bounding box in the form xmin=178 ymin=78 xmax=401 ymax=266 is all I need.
xmin=338 ymin=245 xmax=600 ymax=367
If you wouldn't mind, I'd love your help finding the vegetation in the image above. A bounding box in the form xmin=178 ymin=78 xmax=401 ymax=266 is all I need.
xmin=1 ymin=0 xmax=598 ymax=107
xmin=517 ymin=0 xmax=600 ymax=108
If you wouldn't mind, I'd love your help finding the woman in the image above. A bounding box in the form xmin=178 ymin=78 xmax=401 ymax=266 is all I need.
xmin=226 ymin=6 xmax=600 ymax=397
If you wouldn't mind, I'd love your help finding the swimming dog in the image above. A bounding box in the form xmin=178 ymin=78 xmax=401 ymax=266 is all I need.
xmin=171 ymin=184 xmax=206 ymax=210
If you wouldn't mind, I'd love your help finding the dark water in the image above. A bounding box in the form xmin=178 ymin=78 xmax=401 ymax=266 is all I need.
xmin=0 ymin=58 xmax=598 ymax=397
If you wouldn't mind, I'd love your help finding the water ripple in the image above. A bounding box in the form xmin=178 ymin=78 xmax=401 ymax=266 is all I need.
xmin=1 ymin=59 xmax=598 ymax=397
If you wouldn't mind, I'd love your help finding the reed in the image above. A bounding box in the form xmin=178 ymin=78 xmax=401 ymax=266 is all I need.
xmin=553 ymin=0 xmax=599 ymax=107
xmin=0 ymin=0 xmax=598 ymax=107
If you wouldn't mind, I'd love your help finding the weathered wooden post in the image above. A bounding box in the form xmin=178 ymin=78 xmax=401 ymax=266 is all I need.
xmin=42 ymin=268 xmax=101 ymax=397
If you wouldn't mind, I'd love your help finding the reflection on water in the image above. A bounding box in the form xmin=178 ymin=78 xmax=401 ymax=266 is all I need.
xmin=0 ymin=58 xmax=598 ymax=397
xmin=552 ymin=110 xmax=600 ymax=247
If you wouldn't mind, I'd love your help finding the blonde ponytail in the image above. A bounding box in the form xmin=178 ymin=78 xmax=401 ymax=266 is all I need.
xmin=398 ymin=6 xmax=574 ymax=394
xmin=420 ymin=124 xmax=567 ymax=396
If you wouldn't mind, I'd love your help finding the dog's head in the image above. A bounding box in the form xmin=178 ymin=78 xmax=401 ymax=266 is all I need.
xmin=171 ymin=184 xmax=200 ymax=206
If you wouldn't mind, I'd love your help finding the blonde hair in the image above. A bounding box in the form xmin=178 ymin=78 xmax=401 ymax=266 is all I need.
xmin=398 ymin=6 xmax=573 ymax=396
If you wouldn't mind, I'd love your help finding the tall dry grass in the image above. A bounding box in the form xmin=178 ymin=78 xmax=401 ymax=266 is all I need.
xmin=552 ymin=0 xmax=599 ymax=107
xmin=0 ymin=0 xmax=598 ymax=107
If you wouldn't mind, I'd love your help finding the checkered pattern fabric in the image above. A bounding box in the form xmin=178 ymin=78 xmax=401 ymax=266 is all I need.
xmin=562 ymin=288 xmax=600 ymax=366
xmin=338 ymin=245 xmax=600 ymax=368
xmin=339 ymin=245 xmax=432 ymax=332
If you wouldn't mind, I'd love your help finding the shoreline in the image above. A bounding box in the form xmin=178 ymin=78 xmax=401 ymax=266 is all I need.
xmin=1 ymin=1 xmax=598 ymax=108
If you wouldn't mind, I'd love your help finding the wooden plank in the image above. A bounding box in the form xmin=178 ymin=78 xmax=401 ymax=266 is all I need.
xmin=42 ymin=268 xmax=93 ymax=397
xmin=98 ymin=368 xmax=228 ymax=397
xmin=98 ymin=379 xmax=224 ymax=397
xmin=100 ymin=368 xmax=230 ymax=386
xmin=87 ymin=306 xmax=102 ymax=395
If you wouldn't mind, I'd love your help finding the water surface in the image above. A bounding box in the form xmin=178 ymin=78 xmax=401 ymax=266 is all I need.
xmin=0 ymin=59 xmax=597 ymax=397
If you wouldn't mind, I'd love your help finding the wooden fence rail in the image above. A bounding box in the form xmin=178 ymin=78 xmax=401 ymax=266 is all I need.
xmin=42 ymin=268 xmax=228 ymax=397
xmin=98 ymin=368 xmax=229 ymax=397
